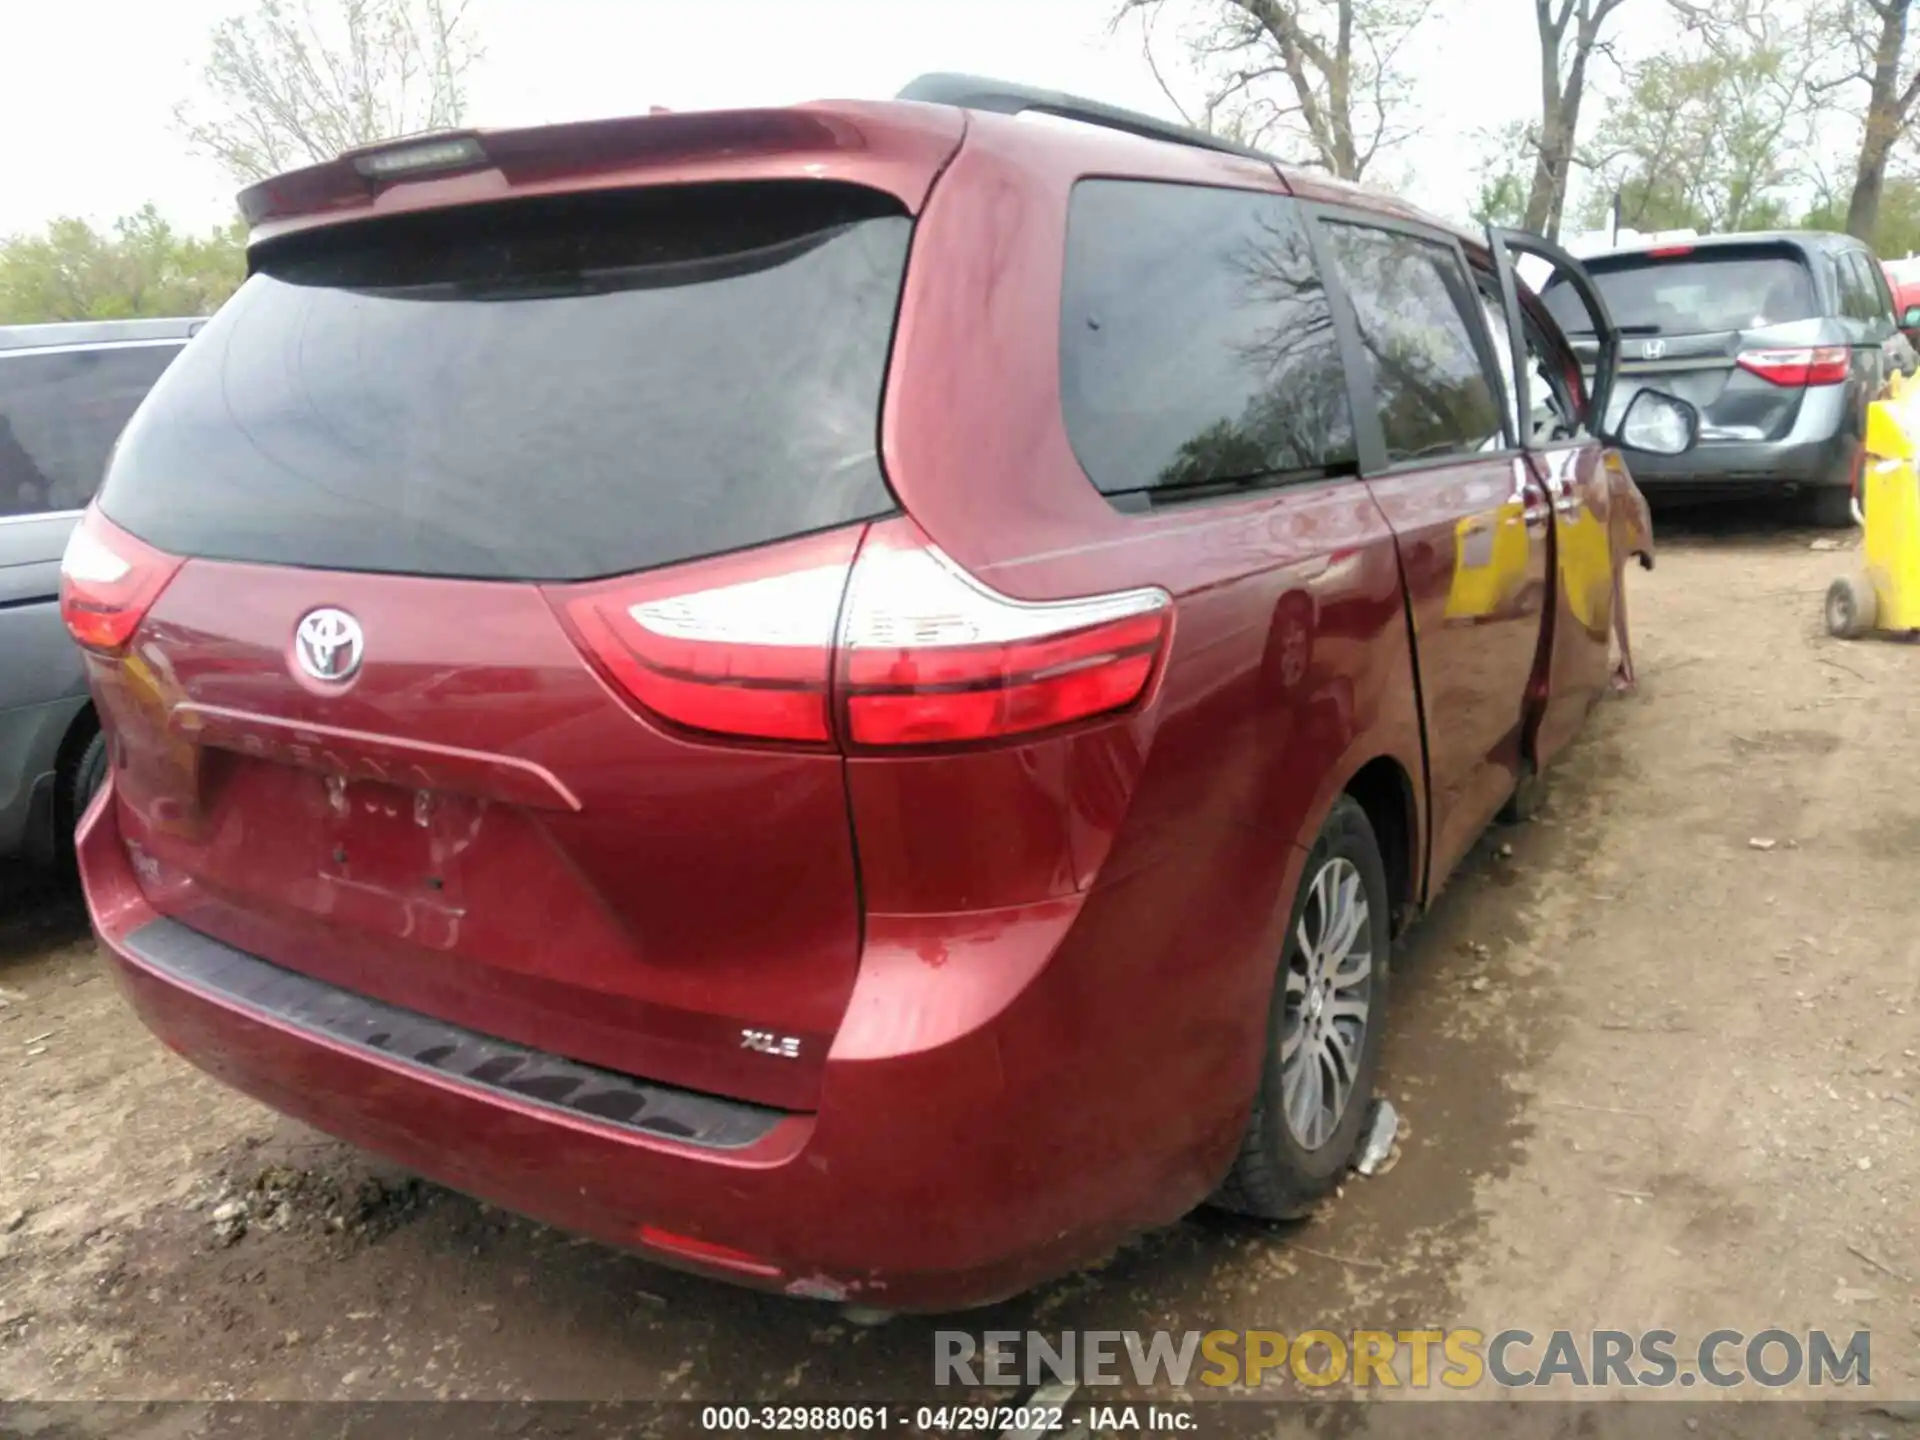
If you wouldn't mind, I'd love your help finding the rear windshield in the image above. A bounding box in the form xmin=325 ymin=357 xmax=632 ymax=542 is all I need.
xmin=1 ymin=343 xmax=181 ymax=517
xmin=1542 ymin=250 xmax=1817 ymax=337
xmin=99 ymin=183 xmax=910 ymax=581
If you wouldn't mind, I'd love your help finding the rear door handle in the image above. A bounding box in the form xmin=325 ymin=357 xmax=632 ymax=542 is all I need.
xmin=1511 ymin=457 xmax=1556 ymax=528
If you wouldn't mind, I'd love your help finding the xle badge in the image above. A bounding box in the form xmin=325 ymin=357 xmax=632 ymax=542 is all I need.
xmin=740 ymin=1029 xmax=801 ymax=1060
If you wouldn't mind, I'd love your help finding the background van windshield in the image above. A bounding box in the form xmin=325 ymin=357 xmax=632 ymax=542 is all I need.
xmin=1542 ymin=250 xmax=1817 ymax=336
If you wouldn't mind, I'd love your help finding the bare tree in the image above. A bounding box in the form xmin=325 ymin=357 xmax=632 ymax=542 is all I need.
xmin=1805 ymin=0 xmax=1920 ymax=240
xmin=1471 ymin=120 xmax=1539 ymax=227
xmin=176 ymin=0 xmax=482 ymax=185
xmin=1668 ymin=0 xmax=1905 ymax=239
xmin=1581 ymin=7 xmax=1821 ymax=233
xmin=1119 ymin=0 xmax=1438 ymax=181
xmin=1526 ymin=0 xmax=1636 ymax=239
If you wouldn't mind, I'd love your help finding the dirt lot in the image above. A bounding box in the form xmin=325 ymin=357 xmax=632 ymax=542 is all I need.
xmin=1 ymin=517 xmax=1916 ymax=1425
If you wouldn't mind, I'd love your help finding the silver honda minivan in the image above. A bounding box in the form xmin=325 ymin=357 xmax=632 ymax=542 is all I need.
xmin=0 ymin=318 xmax=199 ymax=867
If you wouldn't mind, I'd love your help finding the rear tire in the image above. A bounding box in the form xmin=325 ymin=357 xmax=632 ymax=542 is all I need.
xmin=1810 ymin=484 xmax=1857 ymax=530
xmin=67 ymin=731 xmax=108 ymax=829
xmin=1213 ymin=796 xmax=1391 ymax=1221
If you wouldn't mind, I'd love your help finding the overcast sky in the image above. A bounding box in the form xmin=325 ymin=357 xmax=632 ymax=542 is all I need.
xmin=1 ymin=0 xmax=1682 ymax=238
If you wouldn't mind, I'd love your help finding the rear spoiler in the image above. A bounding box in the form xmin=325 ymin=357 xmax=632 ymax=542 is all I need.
xmin=236 ymin=102 xmax=966 ymax=241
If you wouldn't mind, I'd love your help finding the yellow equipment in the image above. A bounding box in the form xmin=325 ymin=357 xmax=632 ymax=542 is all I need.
xmin=1826 ymin=372 xmax=1920 ymax=639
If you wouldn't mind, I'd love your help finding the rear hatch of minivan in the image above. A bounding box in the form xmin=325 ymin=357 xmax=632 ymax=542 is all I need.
xmin=1542 ymin=242 xmax=1842 ymax=445
xmin=75 ymin=136 xmax=949 ymax=1113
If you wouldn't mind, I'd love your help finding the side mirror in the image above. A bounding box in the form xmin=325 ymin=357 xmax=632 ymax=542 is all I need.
xmin=1613 ymin=389 xmax=1700 ymax=457
xmin=1904 ymin=305 xmax=1920 ymax=328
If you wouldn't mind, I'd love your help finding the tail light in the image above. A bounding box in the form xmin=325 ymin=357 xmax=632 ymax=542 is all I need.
xmin=837 ymin=519 xmax=1170 ymax=748
xmin=548 ymin=526 xmax=860 ymax=745
xmin=547 ymin=520 xmax=1172 ymax=749
xmin=59 ymin=507 xmax=182 ymax=654
xmin=1737 ymin=346 xmax=1850 ymax=387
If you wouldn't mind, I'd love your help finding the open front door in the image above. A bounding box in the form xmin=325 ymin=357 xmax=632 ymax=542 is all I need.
xmin=1485 ymin=226 xmax=1628 ymax=775
xmin=1484 ymin=227 xmax=1621 ymax=435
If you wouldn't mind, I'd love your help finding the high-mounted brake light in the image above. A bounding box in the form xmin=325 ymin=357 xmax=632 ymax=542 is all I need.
xmin=1737 ymin=346 xmax=1850 ymax=387
xmin=1647 ymin=244 xmax=1695 ymax=258
xmin=349 ymin=134 xmax=488 ymax=179
xmin=836 ymin=520 xmax=1171 ymax=748
xmin=59 ymin=508 xmax=182 ymax=654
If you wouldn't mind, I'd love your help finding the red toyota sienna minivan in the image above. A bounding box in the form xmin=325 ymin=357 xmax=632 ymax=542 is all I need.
xmin=66 ymin=76 xmax=1691 ymax=1311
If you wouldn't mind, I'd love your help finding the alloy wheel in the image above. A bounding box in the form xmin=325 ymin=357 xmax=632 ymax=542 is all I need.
xmin=1280 ymin=856 xmax=1375 ymax=1150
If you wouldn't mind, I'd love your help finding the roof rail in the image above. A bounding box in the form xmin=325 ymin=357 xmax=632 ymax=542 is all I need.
xmin=895 ymin=72 xmax=1279 ymax=166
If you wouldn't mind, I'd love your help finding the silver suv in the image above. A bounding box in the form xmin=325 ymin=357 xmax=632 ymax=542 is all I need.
xmin=0 ymin=318 xmax=198 ymax=866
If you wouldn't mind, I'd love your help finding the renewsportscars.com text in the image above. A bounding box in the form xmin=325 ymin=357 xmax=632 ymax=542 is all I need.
xmin=934 ymin=1328 xmax=1873 ymax=1390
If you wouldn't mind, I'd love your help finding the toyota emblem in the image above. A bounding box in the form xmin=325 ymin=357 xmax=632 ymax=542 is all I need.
xmin=294 ymin=607 xmax=364 ymax=683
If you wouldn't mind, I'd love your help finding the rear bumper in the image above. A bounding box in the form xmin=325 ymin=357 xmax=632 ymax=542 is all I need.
xmin=1623 ymin=429 xmax=1855 ymax=499
xmin=81 ymin=782 xmax=1247 ymax=1311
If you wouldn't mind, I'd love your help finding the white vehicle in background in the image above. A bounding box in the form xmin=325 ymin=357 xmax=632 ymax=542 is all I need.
xmin=1882 ymin=254 xmax=1920 ymax=286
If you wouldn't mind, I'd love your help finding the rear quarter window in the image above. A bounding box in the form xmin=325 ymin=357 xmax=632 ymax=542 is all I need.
xmin=99 ymin=182 xmax=910 ymax=582
xmin=1059 ymin=179 xmax=1356 ymax=500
